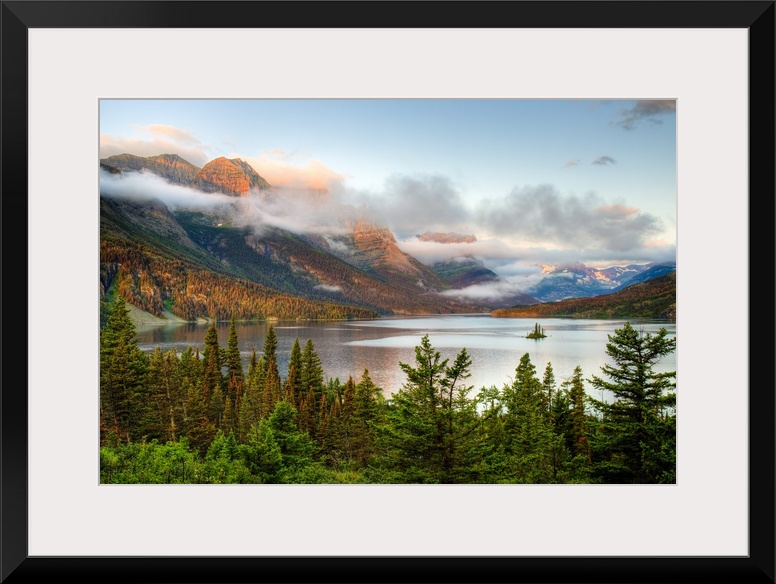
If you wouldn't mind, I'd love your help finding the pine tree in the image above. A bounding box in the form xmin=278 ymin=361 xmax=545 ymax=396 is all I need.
xmin=336 ymin=376 xmax=358 ymax=463
xmin=267 ymin=401 xmax=316 ymax=476
xmin=100 ymin=296 xmax=148 ymax=445
xmin=301 ymin=338 xmax=325 ymax=401
xmin=201 ymin=321 xmax=224 ymax=423
xmin=225 ymin=315 xmax=244 ymax=391
xmin=351 ymin=369 xmax=384 ymax=467
xmin=260 ymin=325 xmax=278 ymax=375
xmin=258 ymin=326 xmax=281 ymax=418
xmin=542 ymin=362 xmax=556 ymax=413
xmin=298 ymin=387 xmax=317 ymax=439
xmin=588 ymin=322 xmax=676 ymax=483
xmin=261 ymin=361 xmax=282 ymax=419
xmin=183 ymin=380 xmax=215 ymax=455
xmin=284 ymin=338 xmax=303 ymax=406
xmin=225 ymin=315 xmax=242 ymax=379
xmin=146 ymin=347 xmax=183 ymax=442
xmin=239 ymin=349 xmax=262 ymax=440
xmin=501 ymin=353 xmax=555 ymax=483
xmin=567 ymin=365 xmax=591 ymax=461
xmin=320 ymin=395 xmax=343 ymax=467
xmin=379 ymin=335 xmax=480 ymax=483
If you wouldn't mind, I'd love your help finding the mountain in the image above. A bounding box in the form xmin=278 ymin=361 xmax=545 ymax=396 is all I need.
xmin=100 ymin=153 xmax=272 ymax=197
xmin=525 ymin=261 xmax=670 ymax=302
xmin=100 ymin=153 xmax=202 ymax=185
xmin=492 ymin=271 xmax=676 ymax=320
xmin=611 ymin=262 xmax=676 ymax=291
xmin=99 ymin=152 xmax=670 ymax=321
xmin=330 ymin=216 xmax=455 ymax=294
xmin=99 ymin=157 xmax=491 ymax=321
xmin=174 ymin=209 xmax=482 ymax=315
xmin=191 ymin=156 xmax=272 ymax=196
xmin=428 ymin=257 xmax=500 ymax=288
xmin=410 ymin=231 xmax=539 ymax=308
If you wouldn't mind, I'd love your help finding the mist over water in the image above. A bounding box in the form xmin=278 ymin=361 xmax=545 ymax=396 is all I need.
xmin=135 ymin=314 xmax=676 ymax=400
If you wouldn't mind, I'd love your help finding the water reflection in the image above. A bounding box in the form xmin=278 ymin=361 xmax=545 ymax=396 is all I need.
xmin=135 ymin=315 xmax=676 ymax=398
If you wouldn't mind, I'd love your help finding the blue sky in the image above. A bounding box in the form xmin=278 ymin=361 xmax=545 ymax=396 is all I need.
xmin=100 ymin=99 xmax=676 ymax=283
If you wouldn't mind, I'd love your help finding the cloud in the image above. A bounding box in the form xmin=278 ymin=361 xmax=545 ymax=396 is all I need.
xmin=563 ymin=159 xmax=581 ymax=168
xmin=615 ymin=100 xmax=676 ymax=130
xmin=475 ymin=184 xmax=664 ymax=252
xmin=99 ymin=167 xmax=351 ymax=237
xmin=440 ymin=280 xmax=528 ymax=302
xmin=100 ymin=162 xmax=676 ymax=285
xmin=345 ymin=173 xmax=473 ymax=238
xmin=146 ymin=124 xmax=204 ymax=147
xmin=244 ymin=151 xmax=348 ymax=191
xmin=99 ymin=168 xmax=233 ymax=210
xmin=397 ymin=237 xmax=520 ymax=264
xmin=313 ymin=284 xmax=342 ymax=293
xmin=321 ymin=236 xmax=351 ymax=255
xmin=592 ymin=156 xmax=617 ymax=166
xmin=100 ymin=124 xmax=213 ymax=167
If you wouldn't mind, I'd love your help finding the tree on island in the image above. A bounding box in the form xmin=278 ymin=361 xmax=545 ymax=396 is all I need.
xmin=526 ymin=323 xmax=547 ymax=339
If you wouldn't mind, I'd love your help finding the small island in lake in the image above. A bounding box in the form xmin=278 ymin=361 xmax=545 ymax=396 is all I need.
xmin=526 ymin=323 xmax=547 ymax=339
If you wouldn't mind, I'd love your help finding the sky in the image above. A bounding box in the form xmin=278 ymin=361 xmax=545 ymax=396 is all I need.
xmin=99 ymin=99 xmax=676 ymax=289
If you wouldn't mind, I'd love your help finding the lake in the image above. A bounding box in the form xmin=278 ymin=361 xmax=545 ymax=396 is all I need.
xmin=135 ymin=314 xmax=677 ymax=401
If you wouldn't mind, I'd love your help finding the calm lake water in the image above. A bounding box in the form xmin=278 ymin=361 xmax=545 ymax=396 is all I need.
xmin=135 ymin=315 xmax=677 ymax=401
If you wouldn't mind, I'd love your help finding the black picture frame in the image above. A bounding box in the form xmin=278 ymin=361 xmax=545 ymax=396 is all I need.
xmin=2 ymin=2 xmax=773 ymax=583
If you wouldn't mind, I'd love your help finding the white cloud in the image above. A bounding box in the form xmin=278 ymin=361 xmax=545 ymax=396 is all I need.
xmin=100 ymin=124 xmax=213 ymax=167
xmin=313 ymin=284 xmax=342 ymax=293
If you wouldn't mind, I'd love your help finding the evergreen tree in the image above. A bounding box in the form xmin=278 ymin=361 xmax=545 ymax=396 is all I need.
xmin=351 ymin=369 xmax=384 ymax=467
xmin=588 ymin=322 xmax=677 ymax=483
xmin=567 ymin=366 xmax=591 ymax=462
xmin=261 ymin=360 xmax=282 ymax=419
xmin=501 ymin=353 xmax=555 ymax=483
xmin=203 ymin=430 xmax=252 ymax=484
xmin=225 ymin=315 xmax=244 ymax=399
xmin=182 ymin=381 xmax=215 ymax=455
xmin=226 ymin=315 xmax=243 ymax=379
xmin=284 ymin=338 xmax=303 ymax=406
xmin=301 ymin=338 xmax=325 ymax=401
xmin=439 ymin=347 xmax=483 ymax=483
xmin=241 ymin=419 xmax=283 ymax=483
xmin=319 ymin=394 xmax=343 ymax=467
xmin=378 ymin=336 xmax=480 ymax=483
xmin=260 ymin=325 xmax=278 ymax=375
xmin=266 ymin=401 xmax=316 ymax=478
xmin=259 ymin=326 xmax=282 ymax=418
xmin=298 ymin=387 xmax=317 ymax=439
xmin=239 ymin=349 xmax=263 ymax=440
xmin=542 ymin=362 xmax=556 ymax=413
xmin=323 ymin=375 xmax=357 ymax=466
xmin=145 ymin=347 xmax=183 ymax=442
xmin=100 ymin=296 xmax=148 ymax=445
xmin=201 ymin=321 xmax=224 ymax=423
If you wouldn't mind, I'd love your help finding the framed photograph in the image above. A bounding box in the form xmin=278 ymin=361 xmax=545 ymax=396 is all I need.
xmin=4 ymin=1 xmax=774 ymax=582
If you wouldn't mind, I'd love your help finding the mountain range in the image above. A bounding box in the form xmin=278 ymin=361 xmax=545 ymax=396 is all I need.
xmin=492 ymin=271 xmax=676 ymax=320
xmin=524 ymin=260 xmax=677 ymax=302
xmin=99 ymin=153 xmax=675 ymax=323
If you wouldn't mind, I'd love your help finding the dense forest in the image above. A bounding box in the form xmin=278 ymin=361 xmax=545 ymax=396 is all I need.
xmin=100 ymin=237 xmax=379 ymax=325
xmin=100 ymin=297 xmax=676 ymax=484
